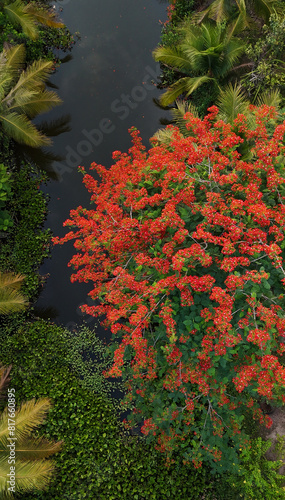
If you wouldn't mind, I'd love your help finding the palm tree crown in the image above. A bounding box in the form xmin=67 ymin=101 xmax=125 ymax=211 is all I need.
xmin=0 ymin=44 xmax=62 ymax=147
xmin=153 ymin=21 xmax=245 ymax=106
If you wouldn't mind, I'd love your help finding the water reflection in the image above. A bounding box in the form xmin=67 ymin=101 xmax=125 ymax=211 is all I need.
xmin=14 ymin=115 xmax=72 ymax=179
xmin=36 ymin=0 xmax=168 ymax=328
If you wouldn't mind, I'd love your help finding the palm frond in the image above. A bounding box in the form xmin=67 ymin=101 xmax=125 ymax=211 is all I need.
xmin=0 ymin=111 xmax=51 ymax=147
xmin=9 ymin=89 xmax=62 ymax=118
xmin=37 ymin=114 xmax=71 ymax=137
xmin=0 ymin=289 xmax=28 ymax=315
xmin=24 ymin=4 xmax=64 ymax=29
xmin=4 ymin=43 xmax=25 ymax=74
xmin=11 ymin=59 xmax=54 ymax=94
xmin=0 ymin=71 xmax=13 ymax=99
xmin=207 ymin=0 xmax=229 ymax=23
xmin=153 ymin=45 xmax=193 ymax=73
xmin=14 ymin=399 xmax=52 ymax=441
xmin=0 ymin=271 xmax=25 ymax=291
xmin=170 ymin=99 xmax=199 ymax=136
xmin=219 ymin=40 xmax=246 ymax=77
xmin=226 ymin=7 xmax=250 ymax=38
xmin=4 ymin=0 xmax=38 ymax=40
xmin=151 ymin=127 xmax=178 ymax=146
xmin=0 ymin=457 xmax=54 ymax=494
xmin=256 ymin=88 xmax=282 ymax=108
xmin=160 ymin=75 xmax=213 ymax=107
xmin=250 ymin=0 xmax=274 ymax=22
xmin=0 ymin=399 xmax=52 ymax=446
xmin=191 ymin=6 xmax=211 ymax=24
xmin=14 ymin=437 xmax=62 ymax=460
xmin=217 ymin=83 xmax=250 ymax=123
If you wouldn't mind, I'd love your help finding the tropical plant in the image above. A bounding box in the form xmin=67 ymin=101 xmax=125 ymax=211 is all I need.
xmin=0 ymin=271 xmax=28 ymax=314
xmin=0 ymin=0 xmax=64 ymax=40
xmin=242 ymin=13 xmax=285 ymax=99
xmin=0 ymin=396 xmax=62 ymax=497
xmin=0 ymin=44 xmax=62 ymax=147
xmin=216 ymin=83 xmax=283 ymax=122
xmin=153 ymin=21 xmax=246 ymax=106
xmin=151 ymin=99 xmax=198 ymax=144
xmin=55 ymin=106 xmax=285 ymax=473
xmin=193 ymin=0 xmax=280 ymax=27
xmin=152 ymin=86 xmax=282 ymax=147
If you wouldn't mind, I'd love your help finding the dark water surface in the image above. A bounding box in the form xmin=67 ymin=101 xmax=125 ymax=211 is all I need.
xmin=35 ymin=0 xmax=167 ymax=330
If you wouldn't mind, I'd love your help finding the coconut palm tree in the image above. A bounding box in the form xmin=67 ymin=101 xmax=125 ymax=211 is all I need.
xmin=153 ymin=21 xmax=246 ymax=107
xmin=0 ymin=44 xmax=62 ymax=147
xmin=0 ymin=397 xmax=62 ymax=497
xmin=193 ymin=0 xmax=279 ymax=27
xmin=1 ymin=0 xmax=64 ymax=40
xmin=0 ymin=271 xmax=28 ymax=314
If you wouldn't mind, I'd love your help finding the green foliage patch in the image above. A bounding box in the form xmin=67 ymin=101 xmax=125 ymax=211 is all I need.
xmin=0 ymin=163 xmax=13 ymax=231
xmin=0 ymin=164 xmax=50 ymax=300
xmin=0 ymin=319 xmax=211 ymax=500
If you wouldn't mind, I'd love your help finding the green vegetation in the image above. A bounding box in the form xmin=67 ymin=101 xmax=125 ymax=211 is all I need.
xmin=0 ymin=320 xmax=212 ymax=500
xmin=0 ymin=397 xmax=62 ymax=497
xmin=0 ymin=0 xmax=64 ymax=40
xmin=0 ymin=164 xmax=50 ymax=300
xmin=0 ymin=162 xmax=12 ymax=231
xmin=0 ymin=271 xmax=28 ymax=314
xmin=153 ymin=21 xmax=245 ymax=107
xmin=156 ymin=0 xmax=285 ymax=115
xmin=0 ymin=44 xmax=62 ymax=147
xmin=1 ymin=0 xmax=285 ymax=498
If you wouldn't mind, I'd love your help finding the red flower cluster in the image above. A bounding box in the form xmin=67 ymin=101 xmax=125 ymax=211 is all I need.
xmin=54 ymin=106 xmax=285 ymax=470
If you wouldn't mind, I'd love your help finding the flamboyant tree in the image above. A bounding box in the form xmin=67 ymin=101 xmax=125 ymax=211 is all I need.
xmin=54 ymin=105 xmax=285 ymax=472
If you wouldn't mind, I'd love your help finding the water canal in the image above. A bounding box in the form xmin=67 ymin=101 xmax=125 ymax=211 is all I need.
xmin=35 ymin=0 xmax=168 ymax=331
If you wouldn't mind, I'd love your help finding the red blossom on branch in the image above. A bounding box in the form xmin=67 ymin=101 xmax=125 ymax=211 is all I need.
xmin=54 ymin=106 xmax=285 ymax=472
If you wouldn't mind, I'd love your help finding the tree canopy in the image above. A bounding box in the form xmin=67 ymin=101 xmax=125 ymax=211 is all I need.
xmin=55 ymin=105 xmax=285 ymax=472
